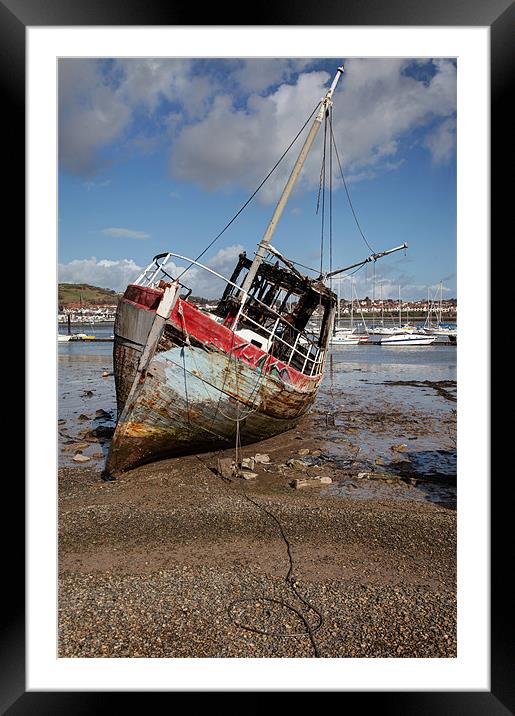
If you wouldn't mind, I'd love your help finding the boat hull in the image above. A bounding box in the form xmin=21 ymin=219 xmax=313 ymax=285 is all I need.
xmin=107 ymin=287 xmax=323 ymax=475
xmin=379 ymin=333 xmax=436 ymax=346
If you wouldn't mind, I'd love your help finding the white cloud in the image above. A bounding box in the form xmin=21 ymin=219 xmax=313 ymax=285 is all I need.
xmin=58 ymin=257 xmax=143 ymax=292
xmin=170 ymin=60 xmax=457 ymax=203
xmin=59 ymin=59 xmax=212 ymax=175
xmin=164 ymin=244 xmax=245 ymax=297
xmin=423 ymin=117 xmax=457 ymax=165
xmin=58 ymin=245 xmax=245 ymax=298
xmin=83 ymin=179 xmax=111 ymax=190
xmin=59 ymin=59 xmax=456 ymax=197
xmin=59 ymin=60 xmax=132 ymax=176
xmin=231 ymin=58 xmax=315 ymax=94
xmin=334 ymin=263 xmax=457 ymax=302
xmin=102 ymin=227 xmax=150 ymax=239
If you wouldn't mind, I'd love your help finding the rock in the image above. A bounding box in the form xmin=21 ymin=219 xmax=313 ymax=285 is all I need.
xmin=78 ymin=414 xmax=90 ymax=421
xmin=240 ymin=472 xmax=258 ymax=480
xmin=254 ymin=453 xmax=270 ymax=464
xmin=369 ymin=472 xmax=398 ymax=481
xmin=95 ymin=409 xmax=112 ymax=419
xmin=102 ymin=372 xmax=112 ymax=378
xmin=357 ymin=472 xmax=371 ymax=479
xmin=290 ymin=477 xmax=326 ymax=489
xmin=290 ymin=479 xmax=310 ymax=489
xmin=85 ymin=426 xmax=115 ymax=439
xmin=217 ymin=457 xmax=234 ymax=480
xmin=83 ymin=390 xmax=94 ymax=398
xmin=390 ymin=443 xmax=408 ymax=452
xmin=286 ymin=458 xmax=309 ymax=470
xmin=375 ymin=457 xmax=385 ymax=466
xmin=311 ymin=449 xmax=322 ymax=457
xmin=241 ymin=457 xmax=255 ymax=470
xmin=72 ymin=454 xmax=91 ymax=463
xmin=297 ymin=448 xmax=310 ymax=456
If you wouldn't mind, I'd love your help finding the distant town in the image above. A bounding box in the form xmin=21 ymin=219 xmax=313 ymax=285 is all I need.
xmin=58 ymin=283 xmax=457 ymax=323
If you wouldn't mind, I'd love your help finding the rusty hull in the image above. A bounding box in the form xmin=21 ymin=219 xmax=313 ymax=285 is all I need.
xmin=106 ymin=288 xmax=324 ymax=476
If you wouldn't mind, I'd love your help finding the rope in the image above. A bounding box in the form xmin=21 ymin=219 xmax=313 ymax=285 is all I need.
xmin=317 ymin=112 xmax=328 ymax=278
xmin=226 ymin=414 xmax=323 ymax=657
xmin=329 ymin=114 xmax=375 ymax=254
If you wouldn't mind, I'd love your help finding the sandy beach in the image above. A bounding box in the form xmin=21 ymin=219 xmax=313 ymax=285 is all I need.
xmin=58 ymin=381 xmax=456 ymax=659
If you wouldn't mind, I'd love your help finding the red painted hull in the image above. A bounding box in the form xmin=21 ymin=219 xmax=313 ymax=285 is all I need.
xmin=107 ymin=285 xmax=325 ymax=474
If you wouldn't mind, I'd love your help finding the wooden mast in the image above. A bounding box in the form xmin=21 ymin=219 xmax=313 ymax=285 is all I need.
xmin=238 ymin=65 xmax=344 ymax=304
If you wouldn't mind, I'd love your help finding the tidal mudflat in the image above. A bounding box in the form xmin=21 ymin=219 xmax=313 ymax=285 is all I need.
xmin=58 ymin=340 xmax=457 ymax=658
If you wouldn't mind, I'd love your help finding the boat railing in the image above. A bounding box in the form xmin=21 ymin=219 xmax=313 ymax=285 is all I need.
xmin=235 ymin=303 xmax=325 ymax=376
xmin=134 ymin=253 xmax=192 ymax=297
xmin=134 ymin=252 xmax=326 ymax=377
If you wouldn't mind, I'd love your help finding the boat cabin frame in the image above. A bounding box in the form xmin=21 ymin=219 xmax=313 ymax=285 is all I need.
xmin=134 ymin=251 xmax=337 ymax=377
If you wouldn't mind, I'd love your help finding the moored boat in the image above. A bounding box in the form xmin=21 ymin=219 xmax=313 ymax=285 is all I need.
xmin=378 ymin=332 xmax=437 ymax=346
xmin=329 ymin=332 xmax=362 ymax=345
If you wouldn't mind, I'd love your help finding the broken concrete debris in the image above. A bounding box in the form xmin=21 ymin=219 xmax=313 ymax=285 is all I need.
xmin=290 ymin=475 xmax=332 ymax=489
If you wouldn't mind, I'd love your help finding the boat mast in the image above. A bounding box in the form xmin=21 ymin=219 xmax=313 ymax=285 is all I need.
xmin=350 ymin=278 xmax=354 ymax=329
xmin=238 ymin=65 xmax=344 ymax=303
xmin=336 ymin=278 xmax=341 ymax=331
xmin=398 ymin=285 xmax=401 ymax=327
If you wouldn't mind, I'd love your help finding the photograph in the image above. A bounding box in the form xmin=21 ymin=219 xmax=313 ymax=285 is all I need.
xmin=57 ymin=56 xmax=458 ymax=659
xmin=10 ymin=5 xmax=502 ymax=703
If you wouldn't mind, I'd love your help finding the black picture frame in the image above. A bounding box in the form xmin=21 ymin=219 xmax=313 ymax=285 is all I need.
xmin=8 ymin=0 xmax=504 ymax=711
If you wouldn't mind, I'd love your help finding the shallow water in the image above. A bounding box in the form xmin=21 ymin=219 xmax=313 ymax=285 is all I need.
xmin=58 ymin=331 xmax=457 ymax=505
xmin=58 ymin=325 xmax=117 ymax=465
xmin=317 ymin=344 xmax=456 ymax=504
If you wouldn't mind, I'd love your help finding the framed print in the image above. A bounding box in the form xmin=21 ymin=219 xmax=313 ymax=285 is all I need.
xmin=7 ymin=0 xmax=507 ymax=710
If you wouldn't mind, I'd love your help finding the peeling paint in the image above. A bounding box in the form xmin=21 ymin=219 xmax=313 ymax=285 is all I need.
xmin=107 ymin=288 xmax=328 ymax=475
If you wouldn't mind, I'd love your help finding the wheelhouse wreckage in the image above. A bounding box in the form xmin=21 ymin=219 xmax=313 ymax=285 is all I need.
xmin=105 ymin=65 xmax=407 ymax=476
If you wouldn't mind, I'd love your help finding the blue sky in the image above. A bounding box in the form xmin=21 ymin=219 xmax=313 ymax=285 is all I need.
xmin=58 ymin=58 xmax=456 ymax=300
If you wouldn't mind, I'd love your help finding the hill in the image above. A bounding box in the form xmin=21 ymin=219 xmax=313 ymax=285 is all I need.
xmin=58 ymin=283 xmax=121 ymax=308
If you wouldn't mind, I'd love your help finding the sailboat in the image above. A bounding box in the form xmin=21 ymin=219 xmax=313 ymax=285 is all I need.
xmin=422 ymin=281 xmax=457 ymax=341
xmin=105 ymin=65 xmax=407 ymax=476
xmin=329 ymin=278 xmax=367 ymax=345
xmin=329 ymin=278 xmax=361 ymax=345
xmin=378 ymin=285 xmax=436 ymax=346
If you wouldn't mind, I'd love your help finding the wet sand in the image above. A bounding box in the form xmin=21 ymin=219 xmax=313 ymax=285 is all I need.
xmin=58 ymin=363 xmax=457 ymax=658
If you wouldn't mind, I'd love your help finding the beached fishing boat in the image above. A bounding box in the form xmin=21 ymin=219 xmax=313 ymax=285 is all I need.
xmin=105 ymin=65 xmax=406 ymax=476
